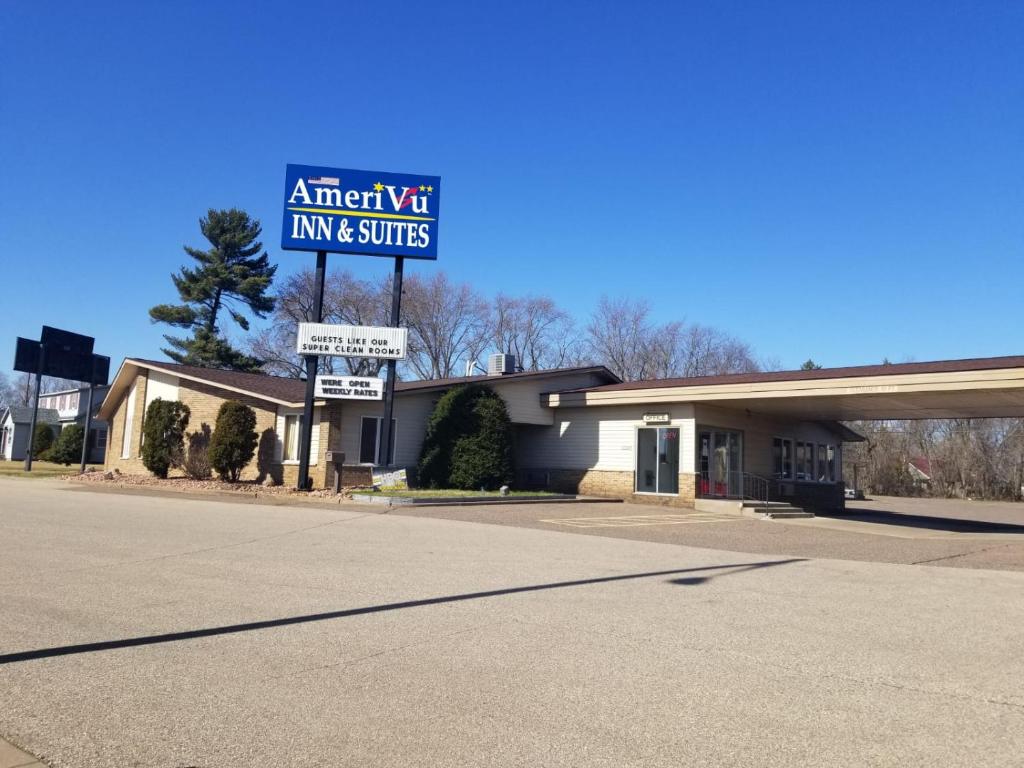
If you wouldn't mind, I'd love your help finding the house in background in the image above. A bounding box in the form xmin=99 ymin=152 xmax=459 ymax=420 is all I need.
xmin=908 ymin=457 xmax=933 ymax=490
xmin=1 ymin=385 xmax=111 ymax=463
xmin=1 ymin=406 xmax=58 ymax=461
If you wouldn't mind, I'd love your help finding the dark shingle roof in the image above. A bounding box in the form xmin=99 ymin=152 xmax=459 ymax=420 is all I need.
xmin=128 ymin=360 xmax=619 ymax=402
xmin=132 ymin=359 xmax=309 ymax=403
xmin=3 ymin=407 xmax=59 ymax=425
xmin=560 ymin=355 xmax=1024 ymax=394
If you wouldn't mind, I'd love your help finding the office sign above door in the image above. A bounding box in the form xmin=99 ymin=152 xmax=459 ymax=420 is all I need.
xmin=281 ymin=164 xmax=441 ymax=259
xmin=296 ymin=323 xmax=408 ymax=359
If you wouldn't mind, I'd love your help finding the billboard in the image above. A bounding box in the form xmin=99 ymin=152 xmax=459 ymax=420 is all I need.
xmin=296 ymin=323 xmax=408 ymax=359
xmin=281 ymin=164 xmax=440 ymax=259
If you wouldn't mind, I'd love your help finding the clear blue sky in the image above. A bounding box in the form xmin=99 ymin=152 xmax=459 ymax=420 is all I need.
xmin=2 ymin=1 xmax=1021 ymax=376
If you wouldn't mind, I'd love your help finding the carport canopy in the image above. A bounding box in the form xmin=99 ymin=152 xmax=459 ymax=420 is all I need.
xmin=544 ymin=355 xmax=1024 ymax=421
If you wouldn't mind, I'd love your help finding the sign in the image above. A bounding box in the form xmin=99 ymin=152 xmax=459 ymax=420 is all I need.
xmin=281 ymin=164 xmax=441 ymax=259
xmin=41 ymin=326 xmax=94 ymax=356
xmin=643 ymin=413 xmax=671 ymax=424
xmin=315 ymin=375 xmax=384 ymax=401
xmin=372 ymin=467 xmax=408 ymax=491
xmin=13 ymin=338 xmax=40 ymax=374
xmin=13 ymin=333 xmax=107 ymax=384
xmin=296 ymin=323 xmax=408 ymax=359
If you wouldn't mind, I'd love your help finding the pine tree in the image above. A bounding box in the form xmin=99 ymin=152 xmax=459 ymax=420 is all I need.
xmin=800 ymin=359 xmax=823 ymax=370
xmin=150 ymin=209 xmax=277 ymax=371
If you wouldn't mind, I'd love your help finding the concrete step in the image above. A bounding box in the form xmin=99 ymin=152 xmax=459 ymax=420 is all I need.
xmin=741 ymin=504 xmax=815 ymax=520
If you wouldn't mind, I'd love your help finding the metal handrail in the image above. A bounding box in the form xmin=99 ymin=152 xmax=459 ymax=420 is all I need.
xmin=700 ymin=469 xmax=772 ymax=515
xmin=736 ymin=470 xmax=771 ymax=515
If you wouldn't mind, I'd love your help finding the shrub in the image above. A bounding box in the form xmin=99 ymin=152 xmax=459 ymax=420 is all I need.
xmin=448 ymin=395 xmax=514 ymax=490
xmin=417 ymin=384 xmax=514 ymax=490
xmin=48 ymin=424 xmax=85 ymax=466
xmin=184 ymin=426 xmax=213 ymax=480
xmin=142 ymin=399 xmax=191 ymax=479
xmin=32 ymin=423 xmax=55 ymax=458
xmin=208 ymin=400 xmax=258 ymax=482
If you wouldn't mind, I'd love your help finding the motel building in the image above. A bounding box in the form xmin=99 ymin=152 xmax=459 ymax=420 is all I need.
xmin=98 ymin=355 xmax=1024 ymax=513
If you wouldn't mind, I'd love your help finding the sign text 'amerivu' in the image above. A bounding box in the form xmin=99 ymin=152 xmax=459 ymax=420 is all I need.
xmin=281 ymin=164 xmax=441 ymax=259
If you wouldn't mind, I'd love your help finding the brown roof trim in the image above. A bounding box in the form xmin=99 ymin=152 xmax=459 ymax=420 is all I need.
xmin=560 ymin=355 xmax=1024 ymax=394
xmin=394 ymin=365 xmax=620 ymax=394
xmin=100 ymin=359 xmax=620 ymax=415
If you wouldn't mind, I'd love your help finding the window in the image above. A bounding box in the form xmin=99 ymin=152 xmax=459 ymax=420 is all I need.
xmin=772 ymin=437 xmax=793 ymax=479
xmin=283 ymin=414 xmax=303 ymax=461
xmin=826 ymin=445 xmax=838 ymax=482
xmin=121 ymin=383 xmax=137 ymax=458
xmin=796 ymin=441 xmax=815 ymax=481
xmin=95 ymin=428 xmax=107 ymax=449
xmin=817 ymin=443 xmax=827 ymax=482
xmin=359 ymin=416 xmax=397 ymax=465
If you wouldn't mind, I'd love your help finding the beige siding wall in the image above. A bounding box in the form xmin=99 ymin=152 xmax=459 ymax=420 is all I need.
xmin=490 ymin=371 xmax=614 ymax=425
xmin=516 ymin=404 xmax=696 ymax=473
xmin=694 ymin=404 xmax=844 ymax=481
xmin=338 ymin=392 xmax=436 ymax=468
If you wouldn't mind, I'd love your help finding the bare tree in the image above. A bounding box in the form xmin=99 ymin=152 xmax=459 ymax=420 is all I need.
xmin=585 ymin=297 xmax=759 ymax=381
xmin=490 ymin=294 xmax=581 ymax=370
xmin=250 ymin=268 xmax=390 ymax=378
xmin=401 ymin=272 xmax=490 ymax=379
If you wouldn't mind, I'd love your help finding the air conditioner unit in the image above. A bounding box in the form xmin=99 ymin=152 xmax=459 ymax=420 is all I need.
xmin=487 ymin=353 xmax=517 ymax=376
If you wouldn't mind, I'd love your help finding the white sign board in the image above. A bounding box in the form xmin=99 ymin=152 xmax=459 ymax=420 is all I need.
xmin=315 ymin=375 xmax=384 ymax=400
xmin=297 ymin=323 xmax=408 ymax=359
xmin=642 ymin=412 xmax=671 ymax=424
xmin=372 ymin=467 xmax=408 ymax=490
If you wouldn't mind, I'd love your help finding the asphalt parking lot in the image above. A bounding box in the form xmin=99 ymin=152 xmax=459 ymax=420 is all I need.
xmin=394 ymin=494 xmax=1024 ymax=571
xmin=2 ymin=479 xmax=1024 ymax=767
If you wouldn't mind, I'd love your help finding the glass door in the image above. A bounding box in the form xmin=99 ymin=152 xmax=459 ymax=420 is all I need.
xmin=698 ymin=429 xmax=743 ymax=497
xmin=636 ymin=427 xmax=680 ymax=494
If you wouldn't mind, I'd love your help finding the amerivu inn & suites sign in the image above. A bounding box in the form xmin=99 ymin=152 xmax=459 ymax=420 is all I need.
xmin=281 ymin=164 xmax=441 ymax=259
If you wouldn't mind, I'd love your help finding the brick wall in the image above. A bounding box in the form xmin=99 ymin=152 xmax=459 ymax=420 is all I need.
xmin=536 ymin=468 xmax=697 ymax=507
xmin=103 ymin=370 xmax=345 ymax=489
xmin=177 ymin=379 xmax=280 ymax=483
xmin=104 ymin=372 xmax=148 ymax=474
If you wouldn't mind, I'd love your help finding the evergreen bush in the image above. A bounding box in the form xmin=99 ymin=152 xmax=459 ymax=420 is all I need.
xmin=32 ymin=423 xmax=55 ymax=459
xmin=141 ymin=399 xmax=191 ymax=479
xmin=417 ymin=384 xmax=514 ymax=490
xmin=208 ymin=400 xmax=258 ymax=482
xmin=48 ymin=424 xmax=85 ymax=466
xmin=184 ymin=426 xmax=213 ymax=480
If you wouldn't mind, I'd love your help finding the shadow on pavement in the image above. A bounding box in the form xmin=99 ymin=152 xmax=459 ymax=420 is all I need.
xmin=822 ymin=508 xmax=1024 ymax=534
xmin=0 ymin=558 xmax=804 ymax=665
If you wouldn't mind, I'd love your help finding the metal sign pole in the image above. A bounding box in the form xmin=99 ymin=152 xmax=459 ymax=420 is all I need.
xmin=379 ymin=256 xmax=404 ymax=468
xmin=296 ymin=250 xmax=328 ymax=490
xmin=24 ymin=344 xmax=46 ymax=472
xmin=79 ymin=383 xmax=95 ymax=474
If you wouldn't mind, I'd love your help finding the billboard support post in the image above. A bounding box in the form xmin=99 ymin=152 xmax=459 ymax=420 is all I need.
xmin=296 ymin=249 xmax=327 ymax=490
xmin=23 ymin=343 xmax=46 ymax=472
xmin=379 ymin=256 xmax=404 ymax=468
xmin=79 ymin=383 xmax=95 ymax=474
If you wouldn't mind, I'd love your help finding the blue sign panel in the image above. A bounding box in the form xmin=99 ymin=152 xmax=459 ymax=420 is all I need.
xmin=281 ymin=164 xmax=441 ymax=259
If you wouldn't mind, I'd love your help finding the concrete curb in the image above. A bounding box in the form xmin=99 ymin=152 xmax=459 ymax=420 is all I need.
xmin=348 ymin=494 xmax=621 ymax=508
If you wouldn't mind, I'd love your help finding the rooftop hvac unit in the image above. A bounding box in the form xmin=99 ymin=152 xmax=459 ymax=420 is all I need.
xmin=488 ymin=353 xmax=518 ymax=376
